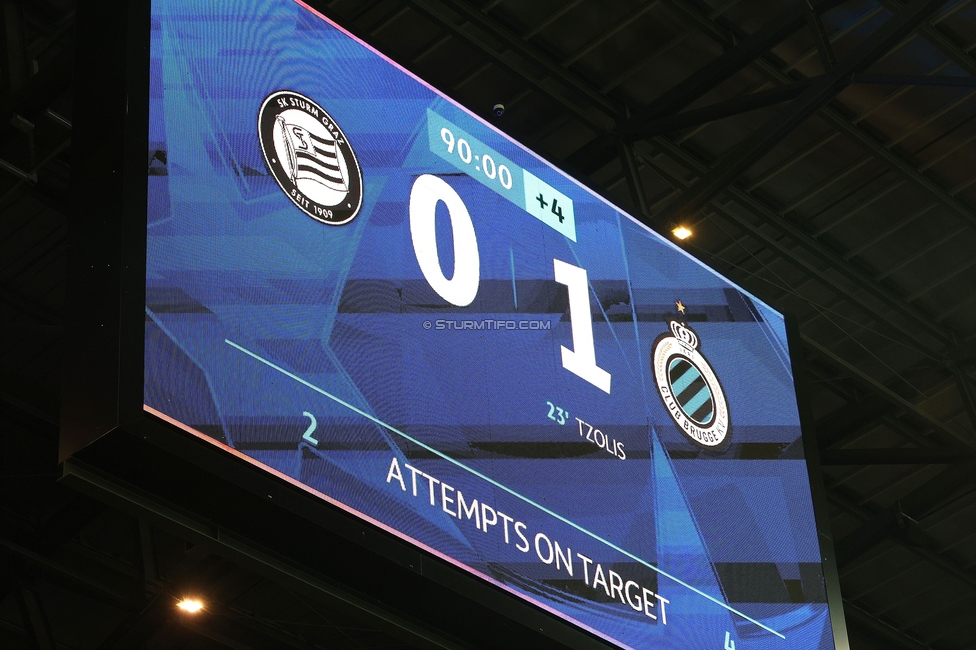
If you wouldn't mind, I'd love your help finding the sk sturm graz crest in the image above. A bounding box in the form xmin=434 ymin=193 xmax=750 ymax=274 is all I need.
xmin=258 ymin=90 xmax=363 ymax=225
xmin=652 ymin=319 xmax=731 ymax=452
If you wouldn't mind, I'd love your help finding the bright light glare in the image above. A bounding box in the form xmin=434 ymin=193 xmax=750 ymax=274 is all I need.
xmin=672 ymin=226 xmax=692 ymax=240
xmin=177 ymin=599 xmax=204 ymax=613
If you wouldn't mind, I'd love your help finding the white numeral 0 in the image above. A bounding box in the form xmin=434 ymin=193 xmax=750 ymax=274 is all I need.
xmin=410 ymin=174 xmax=480 ymax=306
xmin=554 ymin=259 xmax=611 ymax=394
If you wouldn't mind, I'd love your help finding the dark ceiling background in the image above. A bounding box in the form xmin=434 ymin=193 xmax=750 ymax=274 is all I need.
xmin=2 ymin=0 xmax=975 ymax=648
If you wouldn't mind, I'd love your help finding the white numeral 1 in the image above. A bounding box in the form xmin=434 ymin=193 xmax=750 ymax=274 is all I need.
xmin=409 ymin=174 xmax=480 ymax=306
xmin=553 ymin=259 xmax=611 ymax=393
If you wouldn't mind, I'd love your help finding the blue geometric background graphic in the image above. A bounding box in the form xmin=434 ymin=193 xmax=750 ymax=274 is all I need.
xmin=144 ymin=1 xmax=837 ymax=648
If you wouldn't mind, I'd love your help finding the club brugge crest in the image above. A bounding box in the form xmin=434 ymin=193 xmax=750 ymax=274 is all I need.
xmin=258 ymin=90 xmax=363 ymax=225
xmin=652 ymin=320 xmax=731 ymax=452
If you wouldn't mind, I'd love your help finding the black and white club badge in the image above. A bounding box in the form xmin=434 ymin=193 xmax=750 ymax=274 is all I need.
xmin=652 ymin=320 xmax=731 ymax=452
xmin=258 ymin=90 xmax=363 ymax=225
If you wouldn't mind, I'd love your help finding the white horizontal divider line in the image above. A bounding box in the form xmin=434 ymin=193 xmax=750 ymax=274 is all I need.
xmin=225 ymin=338 xmax=785 ymax=639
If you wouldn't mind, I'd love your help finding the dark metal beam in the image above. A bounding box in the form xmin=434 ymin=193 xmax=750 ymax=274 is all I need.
xmin=652 ymin=0 xmax=951 ymax=228
xmin=184 ymin=600 xmax=323 ymax=650
xmin=0 ymin=538 xmax=136 ymax=612
xmin=660 ymin=0 xmax=734 ymax=48
xmin=948 ymin=335 xmax=976 ymax=364
xmin=806 ymin=0 xmax=837 ymax=70
xmin=404 ymin=0 xmax=611 ymax=132
xmin=813 ymin=396 xmax=892 ymax=449
xmin=804 ymin=356 xmax=974 ymax=453
xmin=853 ymin=73 xmax=976 ymax=87
xmin=819 ymin=100 xmax=976 ymax=229
xmin=617 ymin=133 xmax=650 ymax=217
xmin=623 ymin=0 xmax=846 ymax=126
xmin=833 ymin=512 xmax=896 ymax=567
xmin=828 ymin=489 xmax=976 ymax=591
xmin=953 ymin=368 xmax=976 ymax=439
xmin=804 ymin=337 xmax=975 ymax=451
xmin=438 ymin=0 xmax=623 ymax=117
xmin=804 ymin=355 xmax=964 ymax=450
xmin=619 ymin=80 xmax=812 ymax=140
xmin=878 ymin=0 xmax=976 ymax=78
xmin=0 ymin=284 xmax=61 ymax=327
xmin=843 ymin=599 xmax=933 ymax=650
xmin=559 ymin=1 xmax=660 ymax=69
xmin=819 ymin=447 xmax=966 ymax=464
xmin=0 ymin=29 xmax=71 ymax=132
xmin=17 ymin=179 xmax=71 ymax=216
xmin=520 ymin=0 xmax=584 ymax=41
xmin=97 ymin=591 xmax=177 ymax=650
xmin=0 ymin=1 xmax=28 ymax=95
xmin=0 ymin=392 xmax=59 ymax=436
xmin=180 ymin=618 xmax=258 ymax=650
xmin=136 ymin=520 xmax=159 ymax=599
xmin=346 ymin=0 xmax=386 ymax=23
xmin=14 ymin=575 xmax=56 ymax=650
xmin=833 ymin=460 xmax=976 ymax=567
xmin=879 ymin=414 xmax=944 ymax=449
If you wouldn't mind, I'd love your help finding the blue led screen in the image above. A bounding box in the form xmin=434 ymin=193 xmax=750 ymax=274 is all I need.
xmin=144 ymin=2 xmax=838 ymax=648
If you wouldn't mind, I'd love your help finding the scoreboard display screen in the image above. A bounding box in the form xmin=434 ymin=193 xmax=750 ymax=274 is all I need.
xmin=144 ymin=1 xmax=839 ymax=648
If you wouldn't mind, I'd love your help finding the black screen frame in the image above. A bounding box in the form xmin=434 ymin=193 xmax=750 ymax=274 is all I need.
xmin=60 ymin=1 xmax=849 ymax=648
